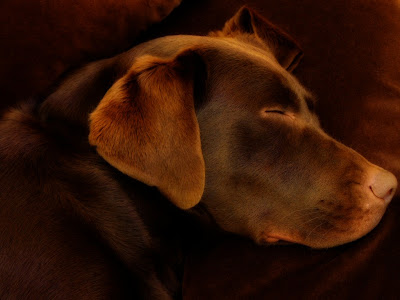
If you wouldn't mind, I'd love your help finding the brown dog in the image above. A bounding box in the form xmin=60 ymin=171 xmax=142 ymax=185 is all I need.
xmin=0 ymin=6 xmax=397 ymax=299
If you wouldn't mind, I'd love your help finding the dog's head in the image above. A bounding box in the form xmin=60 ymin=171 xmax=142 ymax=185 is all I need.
xmin=89 ymin=7 xmax=397 ymax=248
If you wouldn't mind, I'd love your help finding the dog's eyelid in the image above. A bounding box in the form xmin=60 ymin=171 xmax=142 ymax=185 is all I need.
xmin=265 ymin=109 xmax=285 ymax=115
xmin=261 ymin=108 xmax=296 ymax=121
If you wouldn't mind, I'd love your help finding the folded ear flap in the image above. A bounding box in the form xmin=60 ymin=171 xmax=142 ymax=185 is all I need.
xmin=89 ymin=50 xmax=206 ymax=209
xmin=212 ymin=6 xmax=303 ymax=71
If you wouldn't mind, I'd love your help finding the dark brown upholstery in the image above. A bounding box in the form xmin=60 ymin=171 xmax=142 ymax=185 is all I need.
xmin=1 ymin=0 xmax=399 ymax=298
xmin=0 ymin=0 xmax=180 ymax=109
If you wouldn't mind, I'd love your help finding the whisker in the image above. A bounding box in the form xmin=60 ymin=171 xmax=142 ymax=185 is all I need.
xmin=305 ymin=221 xmax=326 ymax=241
xmin=279 ymin=207 xmax=320 ymax=220
xmin=297 ymin=215 xmax=325 ymax=227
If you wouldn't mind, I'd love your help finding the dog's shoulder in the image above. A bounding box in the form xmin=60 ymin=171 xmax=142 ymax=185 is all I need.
xmin=0 ymin=101 xmax=175 ymax=298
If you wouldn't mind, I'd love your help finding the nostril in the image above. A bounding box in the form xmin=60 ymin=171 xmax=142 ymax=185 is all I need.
xmin=384 ymin=188 xmax=395 ymax=202
xmin=369 ymin=185 xmax=393 ymax=202
xmin=369 ymin=170 xmax=397 ymax=204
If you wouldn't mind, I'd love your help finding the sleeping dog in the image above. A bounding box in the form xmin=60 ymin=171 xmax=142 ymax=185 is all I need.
xmin=0 ymin=6 xmax=396 ymax=299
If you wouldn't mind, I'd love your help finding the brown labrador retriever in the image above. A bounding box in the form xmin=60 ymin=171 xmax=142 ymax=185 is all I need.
xmin=0 ymin=6 xmax=397 ymax=299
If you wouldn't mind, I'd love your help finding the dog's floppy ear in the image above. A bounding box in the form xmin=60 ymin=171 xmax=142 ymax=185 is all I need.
xmin=212 ymin=6 xmax=303 ymax=71
xmin=89 ymin=50 xmax=206 ymax=209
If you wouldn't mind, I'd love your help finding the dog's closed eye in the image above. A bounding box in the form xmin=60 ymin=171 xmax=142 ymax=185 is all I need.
xmin=261 ymin=109 xmax=296 ymax=121
xmin=265 ymin=109 xmax=285 ymax=115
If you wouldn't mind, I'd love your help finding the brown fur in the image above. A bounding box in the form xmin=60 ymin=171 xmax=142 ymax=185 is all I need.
xmin=89 ymin=53 xmax=205 ymax=209
xmin=0 ymin=104 xmax=182 ymax=299
xmin=0 ymin=6 xmax=397 ymax=298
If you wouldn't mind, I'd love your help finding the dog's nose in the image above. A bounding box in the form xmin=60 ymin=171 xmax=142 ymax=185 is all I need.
xmin=369 ymin=169 xmax=397 ymax=204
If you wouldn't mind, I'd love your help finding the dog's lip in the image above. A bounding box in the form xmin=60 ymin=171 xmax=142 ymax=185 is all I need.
xmin=261 ymin=233 xmax=299 ymax=244
xmin=264 ymin=236 xmax=280 ymax=243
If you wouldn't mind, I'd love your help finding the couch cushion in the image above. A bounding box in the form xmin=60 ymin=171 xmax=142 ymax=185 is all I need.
xmin=0 ymin=0 xmax=181 ymax=110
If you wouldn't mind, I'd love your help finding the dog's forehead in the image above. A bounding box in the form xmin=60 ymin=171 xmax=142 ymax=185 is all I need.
xmin=133 ymin=35 xmax=278 ymax=66
xmin=205 ymin=36 xmax=279 ymax=69
xmin=132 ymin=35 xmax=312 ymax=110
xmin=205 ymin=40 xmax=310 ymax=111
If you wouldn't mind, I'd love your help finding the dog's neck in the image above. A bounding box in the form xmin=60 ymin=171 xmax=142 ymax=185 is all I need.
xmin=38 ymin=56 xmax=123 ymax=129
xmin=37 ymin=41 xmax=222 ymax=264
xmin=37 ymin=96 xmax=219 ymax=284
xmin=100 ymin=160 xmax=220 ymax=246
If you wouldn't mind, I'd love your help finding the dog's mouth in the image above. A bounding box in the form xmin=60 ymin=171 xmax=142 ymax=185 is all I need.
xmin=259 ymin=232 xmax=300 ymax=245
xmin=258 ymin=205 xmax=387 ymax=248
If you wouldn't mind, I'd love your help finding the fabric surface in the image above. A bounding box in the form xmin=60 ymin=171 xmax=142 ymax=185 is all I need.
xmin=140 ymin=0 xmax=400 ymax=298
xmin=0 ymin=0 xmax=181 ymax=110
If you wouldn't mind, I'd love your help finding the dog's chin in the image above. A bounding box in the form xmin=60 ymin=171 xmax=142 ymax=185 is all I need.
xmin=312 ymin=209 xmax=387 ymax=249
xmin=257 ymin=233 xmax=354 ymax=249
xmin=257 ymin=231 xmax=302 ymax=247
xmin=257 ymin=212 xmax=386 ymax=249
